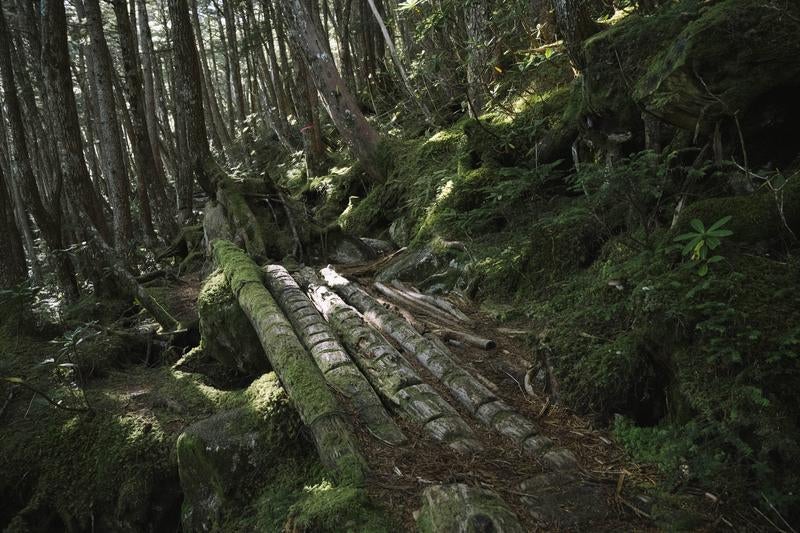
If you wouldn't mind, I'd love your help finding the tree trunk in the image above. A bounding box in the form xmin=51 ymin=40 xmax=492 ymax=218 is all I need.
xmin=277 ymin=0 xmax=383 ymax=181
xmin=552 ymin=0 xmax=600 ymax=71
xmin=222 ymin=0 xmax=248 ymax=125
xmin=294 ymin=268 xmax=482 ymax=453
xmin=212 ymin=241 xmax=367 ymax=483
xmin=465 ymin=0 xmax=491 ymax=116
xmin=0 ymin=4 xmax=79 ymax=300
xmin=263 ymin=264 xmax=406 ymax=446
xmin=114 ymin=0 xmax=178 ymax=242
xmin=168 ymin=0 xmax=215 ymax=216
xmin=41 ymin=0 xmax=112 ymax=244
xmin=0 ymin=166 xmax=27 ymax=288
xmin=321 ymin=267 xmax=578 ymax=470
xmin=84 ymin=0 xmax=135 ymax=251
xmin=190 ymin=0 xmax=233 ymax=153
xmin=136 ymin=0 xmax=168 ymax=188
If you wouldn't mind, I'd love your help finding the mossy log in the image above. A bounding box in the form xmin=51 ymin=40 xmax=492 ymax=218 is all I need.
xmin=211 ymin=240 xmax=365 ymax=482
xmin=322 ymin=267 xmax=577 ymax=471
xmin=262 ymin=264 xmax=406 ymax=446
xmin=416 ymin=484 xmax=524 ymax=533
xmin=294 ymin=267 xmax=482 ymax=453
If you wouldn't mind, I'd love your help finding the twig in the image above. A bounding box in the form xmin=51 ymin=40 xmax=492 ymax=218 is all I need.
xmin=1 ymin=377 xmax=91 ymax=413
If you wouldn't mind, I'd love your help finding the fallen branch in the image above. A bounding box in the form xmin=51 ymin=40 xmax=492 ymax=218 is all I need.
xmin=433 ymin=328 xmax=496 ymax=350
xmin=373 ymin=281 xmax=463 ymax=329
xmin=390 ymin=280 xmax=474 ymax=325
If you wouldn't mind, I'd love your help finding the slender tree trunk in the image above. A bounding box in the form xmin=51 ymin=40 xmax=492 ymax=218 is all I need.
xmin=84 ymin=0 xmax=135 ymax=251
xmin=136 ymin=0 xmax=170 ymax=192
xmin=465 ymin=0 xmax=491 ymax=115
xmin=222 ymin=0 xmax=248 ymax=124
xmin=168 ymin=0 xmax=215 ymax=222
xmin=277 ymin=0 xmax=383 ymax=181
xmin=191 ymin=0 xmax=233 ymax=153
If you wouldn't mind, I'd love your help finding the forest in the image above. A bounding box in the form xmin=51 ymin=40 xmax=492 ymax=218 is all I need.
xmin=1 ymin=0 xmax=799 ymax=530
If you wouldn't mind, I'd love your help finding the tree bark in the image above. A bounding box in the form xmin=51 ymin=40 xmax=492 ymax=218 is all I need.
xmin=212 ymin=241 xmax=367 ymax=483
xmin=0 ymin=165 xmax=27 ymax=288
xmin=0 ymin=4 xmax=79 ymax=300
xmin=222 ymin=0 xmax=248 ymax=124
xmin=552 ymin=0 xmax=600 ymax=71
xmin=263 ymin=264 xmax=406 ymax=445
xmin=277 ymin=0 xmax=384 ymax=181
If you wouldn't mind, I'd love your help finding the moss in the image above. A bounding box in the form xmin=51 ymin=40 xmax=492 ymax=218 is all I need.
xmin=196 ymin=270 xmax=268 ymax=375
xmin=674 ymin=178 xmax=800 ymax=247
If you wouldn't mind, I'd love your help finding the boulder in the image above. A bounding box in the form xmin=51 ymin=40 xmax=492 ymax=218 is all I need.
xmin=177 ymin=376 xmax=301 ymax=531
xmin=197 ymin=270 xmax=269 ymax=375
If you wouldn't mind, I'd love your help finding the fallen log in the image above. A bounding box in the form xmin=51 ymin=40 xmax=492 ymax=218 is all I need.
xmin=211 ymin=240 xmax=366 ymax=483
xmin=321 ymin=267 xmax=577 ymax=471
xmin=373 ymin=282 xmax=463 ymax=329
xmin=416 ymin=484 xmax=524 ymax=533
xmin=294 ymin=267 xmax=482 ymax=453
xmin=390 ymin=279 xmax=474 ymax=325
xmin=262 ymin=264 xmax=406 ymax=446
xmin=433 ymin=328 xmax=496 ymax=351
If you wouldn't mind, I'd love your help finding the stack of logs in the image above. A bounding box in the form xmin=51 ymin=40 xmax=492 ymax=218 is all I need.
xmin=211 ymin=240 xmax=578 ymax=530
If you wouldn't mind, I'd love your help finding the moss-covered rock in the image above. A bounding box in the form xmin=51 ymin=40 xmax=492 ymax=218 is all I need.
xmin=197 ymin=270 xmax=269 ymax=376
xmin=674 ymin=178 xmax=800 ymax=247
xmin=177 ymin=377 xmax=301 ymax=531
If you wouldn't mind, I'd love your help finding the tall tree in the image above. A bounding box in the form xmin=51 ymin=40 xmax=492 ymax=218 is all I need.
xmin=0 ymin=4 xmax=79 ymax=299
xmin=168 ymin=0 xmax=215 ymax=222
xmin=222 ymin=0 xmax=248 ymax=124
xmin=83 ymin=0 xmax=135 ymax=250
xmin=277 ymin=0 xmax=383 ymax=181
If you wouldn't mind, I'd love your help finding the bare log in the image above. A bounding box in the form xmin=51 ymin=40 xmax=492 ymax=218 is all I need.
xmin=294 ymin=268 xmax=482 ymax=453
xmin=212 ymin=240 xmax=366 ymax=483
xmin=434 ymin=328 xmax=496 ymax=351
xmin=390 ymin=280 xmax=474 ymax=325
xmin=322 ymin=267 xmax=577 ymax=471
xmin=262 ymin=264 xmax=405 ymax=446
xmin=373 ymin=282 xmax=463 ymax=329
xmin=416 ymin=484 xmax=524 ymax=533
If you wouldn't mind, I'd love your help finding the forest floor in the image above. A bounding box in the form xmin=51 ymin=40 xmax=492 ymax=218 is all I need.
xmin=169 ymin=258 xmax=746 ymax=530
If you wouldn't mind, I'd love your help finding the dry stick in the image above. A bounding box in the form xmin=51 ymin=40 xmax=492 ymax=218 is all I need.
xmin=322 ymin=267 xmax=578 ymax=471
xmin=390 ymin=279 xmax=474 ymax=325
xmin=262 ymin=264 xmax=405 ymax=446
xmin=0 ymin=377 xmax=90 ymax=413
xmin=294 ymin=267 xmax=482 ymax=453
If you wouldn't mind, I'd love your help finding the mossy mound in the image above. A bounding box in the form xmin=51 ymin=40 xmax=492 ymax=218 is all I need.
xmin=196 ymin=269 xmax=268 ymax=376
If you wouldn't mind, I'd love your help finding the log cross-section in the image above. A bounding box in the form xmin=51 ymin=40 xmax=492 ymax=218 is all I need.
xmin=211 ymin=240 xmax=366 ymax=483
xmin=321 ymin=267 xmax=577 ymax=471
xmin=262 ymin=264 xmax=406 ymax=446
xmin=294 ymin=268 xmax=482 ymax=453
